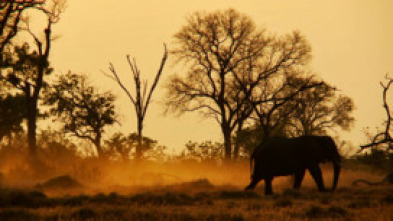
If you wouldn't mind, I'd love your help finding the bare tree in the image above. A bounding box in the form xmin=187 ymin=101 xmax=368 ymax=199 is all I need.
xmin=360 ymin=75 xmax=393 ymax=151
xmin=0 ymin=0 xmax=66 ymax=156
xmin=106 ymin=44 xmax=168 ymax=159
xmin=166 ymin=9 xmax=313 ymax=160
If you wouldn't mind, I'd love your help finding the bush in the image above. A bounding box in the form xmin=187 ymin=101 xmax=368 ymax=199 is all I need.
xmin=354 ymin=148 xmax=393 ymax=170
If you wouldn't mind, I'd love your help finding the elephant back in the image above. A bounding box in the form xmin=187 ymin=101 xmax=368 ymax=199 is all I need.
xmin=252 ymin=137 xmax=307 ymax=173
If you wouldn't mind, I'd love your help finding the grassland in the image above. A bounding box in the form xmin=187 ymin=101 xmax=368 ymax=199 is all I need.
xmin=0 ymin=164 xmax=392 ymax=221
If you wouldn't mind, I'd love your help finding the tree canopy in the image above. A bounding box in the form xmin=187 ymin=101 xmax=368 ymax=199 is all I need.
xmin=166 ymin=9 xmax=317 ymax=160
xmin=44 ymin=72 xmax=117 ymax=158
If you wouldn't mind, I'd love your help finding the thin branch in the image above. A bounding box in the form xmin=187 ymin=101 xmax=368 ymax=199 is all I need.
xmin=142 ymin=43 xmax=168 ymax=117
xmin=360 ymin=75 xmax=393 ymax=151
xmin=105 ymin=62 xmax=136 ymax=105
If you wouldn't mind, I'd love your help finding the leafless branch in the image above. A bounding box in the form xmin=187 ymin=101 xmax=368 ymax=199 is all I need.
xmin=360 ymin=75 xmax=393 ymax=151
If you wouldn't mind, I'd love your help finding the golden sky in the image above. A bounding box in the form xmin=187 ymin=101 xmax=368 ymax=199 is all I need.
xmin=26 ymin=0 xmax=393 ymax=152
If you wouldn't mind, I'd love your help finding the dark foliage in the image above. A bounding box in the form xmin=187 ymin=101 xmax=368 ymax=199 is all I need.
xmin=44 ymin=72 xmax=117 ymax=157
xmin=0 ymin=93 xmax=26 ymax=142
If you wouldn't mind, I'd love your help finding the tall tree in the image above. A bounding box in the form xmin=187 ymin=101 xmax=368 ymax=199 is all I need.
xmin=166 ymin=9 xmax=312 ymax=160
xmin=44 ymin=72 xmax=117 ymax=158
xmin=0 ymin=0 xmax=65 ymax=156
xmin=106 ymin=44 xmax=167 ymax=159
xmin=0 ymin=0 xmax=44 ymax=55
xmin=1 ymin=43 xmax=53 ymax=155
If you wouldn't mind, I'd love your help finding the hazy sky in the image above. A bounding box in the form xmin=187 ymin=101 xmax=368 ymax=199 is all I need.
xmin=26 ymin=0 xmax=393 ymax=153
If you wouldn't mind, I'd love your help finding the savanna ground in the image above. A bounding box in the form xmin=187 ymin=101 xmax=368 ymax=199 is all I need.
xmin=0 ymin=151 xmax=392 ymax=221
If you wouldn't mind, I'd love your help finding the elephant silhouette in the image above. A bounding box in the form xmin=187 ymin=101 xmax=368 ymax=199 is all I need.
xmin=245 ymin=136 xmax=341 ymax=195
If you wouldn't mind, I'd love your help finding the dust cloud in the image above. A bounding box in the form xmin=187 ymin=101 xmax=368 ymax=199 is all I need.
xmin=0 ymin=146 xmax=375 ymax=197
xmin=0 ymin=147 xmax=255 ymax=196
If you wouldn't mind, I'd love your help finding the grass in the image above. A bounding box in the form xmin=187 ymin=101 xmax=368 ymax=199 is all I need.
xmin=0 ymin=183 xmax=392 ymax=220
xmin=0 ymin=161 xmax=393 ymax=221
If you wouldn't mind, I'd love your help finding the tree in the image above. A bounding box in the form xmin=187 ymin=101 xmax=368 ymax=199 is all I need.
xmin=104 ymin=132 xmax=160 ymax=160
xmin=44 ymin=72 xmax=117 ymax=158
xmin=287 ymin=80 xmax=354 ymax=136
xmin=361 ymin=75 xmax=393 ymax=151
xmin=106 ymin=45 xmax=167 ymax=159
xmin=233 ymin=78 xmax=353 ymax=158
xmin=1 ymin=43 xmax=53 ymax=155
xmin=0 ymin=93 xmax=26 ymax=145
xmin=248 ymin=74 xmax=319 ymax=140
xmin=166 ymin=9 xmax=313 ymax=160
xmin=37 ymin=127 xmax=77 ymax=159
xmin=0 ymin=0 xmax=65 ymax=156
xmin=0 ymin=0 xmax=44 ymax=55
xmin=182 ymin=140 xmax=224 ymax=162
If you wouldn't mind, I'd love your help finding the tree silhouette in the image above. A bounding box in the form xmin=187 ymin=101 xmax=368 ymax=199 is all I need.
xmin=44 ymin=72 xmax=117 ymax=158
xmin=287 ymin=80 xmax=354 ymax=136
xmin=233 ymin=78 xmax=353 ymax=158
xmin=166 ymin=9 xmax=313 ymax=160
xmin=182 ymin=140 xmax=224 ymax=162
xmin=106 ymin=44 xmax=167 ymax=159
xmin=104 ymin=132 xmax=159 ymax=160
xmin=0 ymin=0 xmax=44 ymax=55
xmin=361 ymin=75 xmax=393 ymax=151
xmin=0 ymin=93 xmax=26 ymax=146
xmin=0 ymin=0 xmax=65 ymax=156
xmin=0 ymin=43 xmax=53 ymax=155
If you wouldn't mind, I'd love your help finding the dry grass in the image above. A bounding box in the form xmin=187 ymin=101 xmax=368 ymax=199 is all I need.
xmin=0 ymin=160 xmax=392 ymax=221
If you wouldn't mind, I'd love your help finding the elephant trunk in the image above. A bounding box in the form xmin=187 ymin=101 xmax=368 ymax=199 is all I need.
xmin=332 ymin=157 xmax=341 ymax=191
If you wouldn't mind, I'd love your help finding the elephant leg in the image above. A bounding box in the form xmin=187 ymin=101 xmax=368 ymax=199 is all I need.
xmin=293 ymin=168 xmax=306 ymax=189
xmin=245 ymin=176 xmax=262 ymax=190
xmin=265 ymin=177 xmax=273 ymax=195
xmin=308 ymin=164 xmax=326 ymax=192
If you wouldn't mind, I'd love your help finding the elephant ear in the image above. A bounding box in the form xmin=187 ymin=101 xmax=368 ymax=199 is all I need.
xmin=317 ymin=136 xmax=340 ymax=162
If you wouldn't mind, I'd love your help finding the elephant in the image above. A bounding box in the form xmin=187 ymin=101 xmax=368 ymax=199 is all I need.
xmin=352 ymin=172 xmax=393 ymax=186
xmin=245 ymin=136 xmax=341 ymax=195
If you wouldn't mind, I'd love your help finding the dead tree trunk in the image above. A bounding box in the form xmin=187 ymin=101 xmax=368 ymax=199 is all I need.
xmin=107 ymin=44 xmax=168 ymax=160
